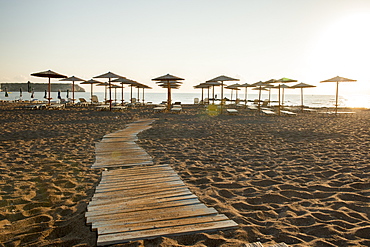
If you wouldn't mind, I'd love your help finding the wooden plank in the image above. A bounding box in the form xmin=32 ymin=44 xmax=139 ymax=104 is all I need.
xmin=99 ymin=172 xmax=180 ymax=182
xmin=91 ymin=161 xmax=154 ymax=169
xmin=88 ymin=203 xmax=218 ymax=225
xmin=88 ymin=194 xmax=197 ymax=208
xmin=86 ymin=198 xmax=202 ymax=217
xmin=97 ymin=220 xmax=238 ymax=246
xmin=94 ymin=180 xmax=185 ymax=193
xmin=91 ymin=185 xmax=190 ymax=199
xmin=101 ymin=166 xmax=174 ymax=176
xmin=90 ymin=188 xmax=193 ymax=203
xmin=98 ymin=214 xmax=231 ymax=235
xmin=97 ymin=177 xmax=183 ymax=189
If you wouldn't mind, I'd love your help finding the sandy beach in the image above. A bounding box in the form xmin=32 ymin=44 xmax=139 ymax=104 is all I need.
xmin=0 ymin=103 xmax=369 ymax=247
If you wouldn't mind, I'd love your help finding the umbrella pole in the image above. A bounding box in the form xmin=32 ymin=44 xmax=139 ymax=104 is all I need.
xmin=221 ymin=81 xmax=224 ymax=113
xmin=167 ymin=81 xmax=171 ymax=111
xmin=335 ymin=81 xmax=339 ymax=115
xmin=245 ymin=87 xmax=247 ymax=105
xmin=142 ymin=88 xmax=145 ymax=104
xmin=201 ymin=88 xmax=204 ymax=104
xmin=301 ymin=88 xmax=304 ymax=112
xmin=258 ymin=86 xmax=261 ymax=111
xmin=121 ymin=86 xmax=124 ymax=105
xmin=48 ymin=77 xmax=51 ymax=105
xmin=109 ymin=78 xmax=112 ymax=111
xmin=212 ymin=86 xmax=215 ymax=104
xmin=207 ymin=87 xmax=210 ymax=104
xmin=130 ymin=86 xmax=133 ymax=103
xmin=137 ymin=87 xmax=140 ymax=103
xmin=72 ymin=81 xmax=75 ymax=103
xmin=278 ymin=85 xmax=281 ymax=115
xmin=91 ymin=84 xmax=93 ymax=103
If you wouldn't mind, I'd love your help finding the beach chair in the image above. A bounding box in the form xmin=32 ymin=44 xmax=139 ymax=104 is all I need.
xmin=248 ymin=105 xmax=258 ymax=110
xmin=194 ymin=98 xmax=199 ymax=104
xmin=77 ymin=98 xmax=89 ymax=106
xmin=280 ymin=110 xmax=297 ymax=116
xmin=112 ymin=105 xmax=127 ymax=111
xmin=171 ymin=104 xmax=182 ymax=113
xmin=226 ymin=109 xmax=238 ymax=115
xmin=91 ymin=95 xmax=100 ymax=105
xmin=261 ymin=109 xmax=276 ymax=115
xmin=95 ymin=105 xmax=110 ymax=111
xmin=48 ymin=103 xmax=65 ymax=110
xmin=153 ymin=106 xmax=166 ymax=112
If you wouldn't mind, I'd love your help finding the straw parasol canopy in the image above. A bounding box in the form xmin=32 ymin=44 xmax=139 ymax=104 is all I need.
xmin=59 ymin=76 xmax=85 ymax=103
xmin=239 ymin=83 xmax=254 ymax=105
xmin=112 ymin=77 xmax=136 ymax=104
xmin=205 ymin=81 xmax=221 ymax=104
xmin=136 ymin=83 xmax=152 ymax=104
xmin=207 ymin=75 xmax=239 ymax=109
xmin=269 ymin=77 xmax=298 ymax=114
xmin=194 ymin=83 xmax=211 ymax=104
xmin=94 ymin=72 xmax=122 ymax=110
xmin=152 ymin=74 xmax=184 ymax=111
xmin=291 ymin=82 xmax=316 ymax=111
xmin=80 ymin=79 xmax=102 ymax=103
xmin=320 ymin=76 xmax=356 ymax=114
xmin=252 ymin=81 xmax=270 ymax=109
xmin=31 ymin=70 xmax=67 ymax=105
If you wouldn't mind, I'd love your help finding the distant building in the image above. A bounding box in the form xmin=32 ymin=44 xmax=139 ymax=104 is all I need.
xmin=0 ymin=82 xmax=85 ymax=92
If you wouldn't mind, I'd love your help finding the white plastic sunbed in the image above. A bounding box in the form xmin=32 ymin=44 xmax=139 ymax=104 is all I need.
xmin=280 ymin=110 xmax=297 ymax=116
xmin=226 ymin=109 xmax=238 ymax=114
xmin=261 ymin=109 xmax=276 ymax=115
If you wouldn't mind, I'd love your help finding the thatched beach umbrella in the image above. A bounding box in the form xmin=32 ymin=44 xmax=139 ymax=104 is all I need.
xmin=94 ymin=72 xmax=122 ymax=111
xmin=60 ymin=76 xmax=85 ymax=103
xmin=204 ymin=81 xmax=221 ymax=104
xmin=194 ymin=83 xmax=211 ymax=104
xmin=239 ymin=83 xmax=254 ymax=105
xmin=320 ymin=76 xmax=356 ymax=114
xmin=207 ymin=75 xmax=239 ymax=110
xmin=279 ymin=84 xmax=291 ymax=107
xmin=252 ymin=81 xmax=270 ymax=110
xmin=291 ymin=82 xmax=316 ymax=111
xmin=228 ymin=83 xmax=242 ymax=102
xmin=109 ymin=84 xmax=121 ymax=103
xmin=31 ymin=70 xmax=67 ymax=105
xmin=112 ymin=77 xmax=136 ymax=105
xmin=152 ymin=74 xmax=184 ymax=111
xmin=270 ymin=77 xmax=298 ymax=115
xmin=80 ymin=79 xmax=102 ymax=103
xmin=137 ymin=84 xmax=152 ymax=104
xmin=96 ymin=82 xmax=109 ymax=103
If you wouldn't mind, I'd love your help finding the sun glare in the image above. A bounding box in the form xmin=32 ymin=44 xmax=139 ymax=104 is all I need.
xmin=308 ymin=12 xmax=370 ymax=78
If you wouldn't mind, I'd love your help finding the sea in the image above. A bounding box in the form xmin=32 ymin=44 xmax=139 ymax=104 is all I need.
xmin=1 ymin=91 xmax=369 ymax=109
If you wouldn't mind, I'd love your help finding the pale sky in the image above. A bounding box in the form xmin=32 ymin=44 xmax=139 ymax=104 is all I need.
xmin=1 ymin=0 xmax=370 ymax=95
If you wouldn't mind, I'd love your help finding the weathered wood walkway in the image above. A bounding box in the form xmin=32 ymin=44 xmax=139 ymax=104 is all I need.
xmin=86 ymin=119 xmax=238 ymax=246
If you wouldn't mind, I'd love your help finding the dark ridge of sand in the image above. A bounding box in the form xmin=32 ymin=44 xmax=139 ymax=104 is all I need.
xmin=0 ymin=103 xmax=369 ymax=247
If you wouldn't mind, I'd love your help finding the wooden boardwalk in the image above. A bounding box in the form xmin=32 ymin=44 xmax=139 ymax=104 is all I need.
xmin=86 ymin=119 xmax=238 ymax=246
